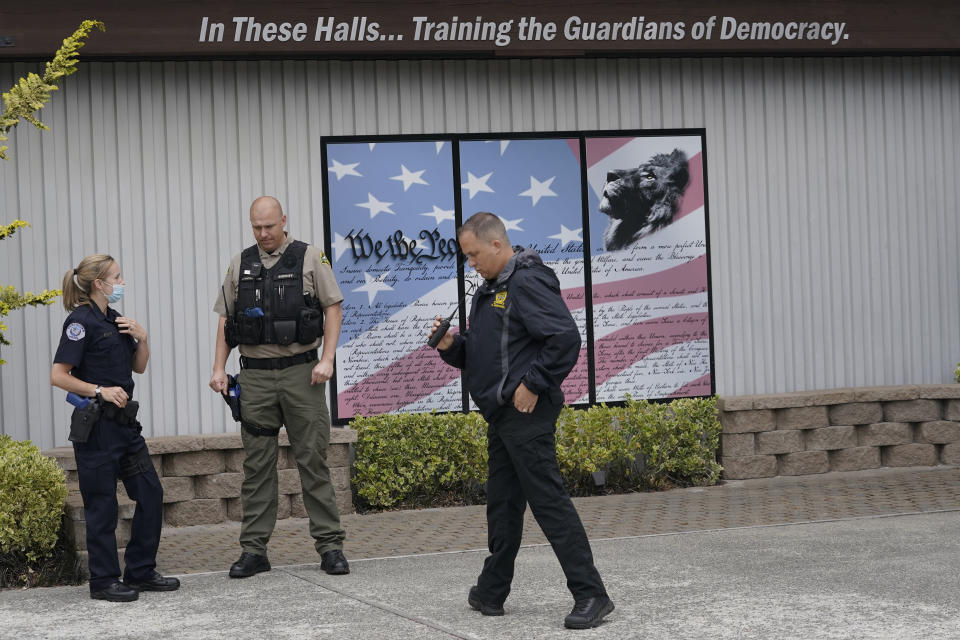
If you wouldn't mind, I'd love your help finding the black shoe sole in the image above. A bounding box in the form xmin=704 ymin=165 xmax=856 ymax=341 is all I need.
xmin=468 ymin=589 xmax=505 ymax=616
xmin=229 ymin=564 xmax=271 ymax=578
xmin=124 ymin=582 xmax=181 ymax=592
xmin=90 ymin=591 xmax=138 ymax=602
xmin=564 ymin=600 xmax=615 ymax=629
xmin=321 ymin=564 xmax=350 ymax=575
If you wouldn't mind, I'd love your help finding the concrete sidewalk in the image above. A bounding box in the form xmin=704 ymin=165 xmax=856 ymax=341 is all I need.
xmin=2 ymin=466 xmax=960 ymax=639
xmin=3 ymin=511 xmax=959 ymax=639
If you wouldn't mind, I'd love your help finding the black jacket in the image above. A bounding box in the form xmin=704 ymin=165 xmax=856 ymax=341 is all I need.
xmin=440 ymin=247 xmax=581 ymax=420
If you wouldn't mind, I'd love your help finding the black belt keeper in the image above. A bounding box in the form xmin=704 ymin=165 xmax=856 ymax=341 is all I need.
xmin=240 ymin=349 xmax=318 ymax=371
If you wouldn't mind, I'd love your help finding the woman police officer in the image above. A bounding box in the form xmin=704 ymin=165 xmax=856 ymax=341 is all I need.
xmin=50 ymin=254 xmax=179 ymax=602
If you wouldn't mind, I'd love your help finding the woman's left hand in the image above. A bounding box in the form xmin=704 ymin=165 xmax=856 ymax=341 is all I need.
xmin=116 ymin=316 xmax=147 ymax=343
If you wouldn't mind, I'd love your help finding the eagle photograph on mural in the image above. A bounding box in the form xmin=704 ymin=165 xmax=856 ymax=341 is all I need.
xmin=599 ymin=148 xmax=690 ymax=251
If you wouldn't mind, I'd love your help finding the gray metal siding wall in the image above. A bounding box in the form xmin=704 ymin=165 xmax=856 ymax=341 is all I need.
xmin=1 ymin=56 xmax=958 ymax=450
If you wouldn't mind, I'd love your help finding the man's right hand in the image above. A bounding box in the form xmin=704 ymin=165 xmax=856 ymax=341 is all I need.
xmin=428 ymin=315 xmax=454 ymax=351
xmin=209 ymin=369 xmax=228 ymax=393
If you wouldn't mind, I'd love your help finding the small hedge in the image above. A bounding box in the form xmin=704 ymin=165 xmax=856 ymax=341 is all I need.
xmin=351 ymin=411 xmax=488 ymax=510
xmin=351 ymin=396 xmax=721 ymax=509
xmin=0 ymin=434 xmax=82 ymax=587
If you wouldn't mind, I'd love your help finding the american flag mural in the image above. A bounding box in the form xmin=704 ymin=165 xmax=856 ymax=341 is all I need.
xmin=323 ymin=132 xmax=712 ymax=422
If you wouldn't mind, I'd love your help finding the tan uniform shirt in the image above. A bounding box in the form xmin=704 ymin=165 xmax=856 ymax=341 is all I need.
xmin=214 ymin=233 xmax=343 ymax=359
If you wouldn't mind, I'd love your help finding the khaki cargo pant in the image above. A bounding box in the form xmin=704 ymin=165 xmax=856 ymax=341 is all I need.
xmin=237 ymin=359 xmax=345 ymax=556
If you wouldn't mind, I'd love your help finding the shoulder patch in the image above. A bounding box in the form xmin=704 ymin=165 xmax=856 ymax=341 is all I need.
xmin=492 ymin=291 xmax=508 ymax=309
xmin=66 ymin=322 xmax=86 ymax=341
xmin=320 ymin=252 xmax=330 ymax=266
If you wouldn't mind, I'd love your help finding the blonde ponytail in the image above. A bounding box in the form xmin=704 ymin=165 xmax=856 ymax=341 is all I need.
xmin=62 ymin=254 xmax=114 ymax=311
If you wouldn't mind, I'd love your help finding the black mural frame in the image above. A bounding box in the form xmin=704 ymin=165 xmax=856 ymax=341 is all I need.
xmin=321 ymin=129 xmax=715 ymax=425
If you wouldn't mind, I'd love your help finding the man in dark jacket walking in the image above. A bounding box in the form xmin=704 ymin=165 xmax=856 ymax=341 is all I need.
xmin=429 ymin=212 xmax=614 ymax=629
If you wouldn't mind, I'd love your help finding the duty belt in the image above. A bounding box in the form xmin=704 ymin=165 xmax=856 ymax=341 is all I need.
xmin=240 ymin=349 xmax=318 ymax=371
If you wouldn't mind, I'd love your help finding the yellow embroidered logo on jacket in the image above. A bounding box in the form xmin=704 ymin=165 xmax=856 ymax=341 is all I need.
xmin=492 ymin=291 xmax=508 ymax=309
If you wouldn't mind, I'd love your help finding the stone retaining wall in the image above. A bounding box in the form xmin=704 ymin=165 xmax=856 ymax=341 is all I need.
xmin=44 ymin=428 xmax=356 ymax=554
xmin=719 ymin=385 xmax=960 ymax=479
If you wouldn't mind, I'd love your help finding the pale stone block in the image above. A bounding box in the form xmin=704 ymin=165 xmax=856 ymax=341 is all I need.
xmin=942 ymin=443 xmax=960 ymax=464
xmin=201 ymin=433 xmax=243 ymax=450
xmin=945 ymin=400 xmax=960 ymax=421
xmin=330 ymin=466 xmax=351 ymax=493
xmin=290 ymin=494 xmax=307 ymax=518
xmin=160 ymin=476 xmax=195 ymax=503
xmin=276 ymin=494 xmax=292 ymax=520
xmin=829 ymin=446 xmax=881 ymax=472
xmin=777 ymin=406 xmax=828 ymax=430
xmin=882 ymin=399 xmax=941 ymax=423
xmin=164 ymin=499 xmax=226 ymax=526
xmin=721 ymin=455 xmax=777 ymax=480
xmin=330 ymin=427 xmax=358 ymax=444
xmin=717 ymin=396 xmax=756 ymax=412
xmin=916 ymin=421 xmax=960 ymax=444
xmin=881 ymin=444 xmax=937 ymax=467
xmin=916 ymin=384 xmax=960 ymax=399
xmin=721 ymin=433 xmax=755 ymax=458
xmin=335 ymin=489 xmax=354 ymax=515
xmin=858 ymin=423 xmax=912 ymax=447
xmin=145 ymin=435 xmax=204 ymax=455
xmin=805 ymin=426 xmax=857 ymax=451
xmin=327 ymin=444 xmax=351 ymax=469
xmin=278 ymin=468 xmax=303 ymax=494
xmin=779 ymin=451 xmax=829 ymax=476
xmin=854 ymin=386 xmax=919 ymax=402
xmin=162 ymin=450 xmax=225 ymax=476
xmin=223 ymin=449 xmax=246 ymax=473
xmin=226 ymin=497 xmax=243 ymax=521
xmin=721 ymin=410 xmax=775 ymax=434
xmin=195 ymin=472 xmax=243 ymax=499
xmin=828 ymin=402 xmax=883 ymax=426
xmin=756 ymin=430 xmax=804 ymax=455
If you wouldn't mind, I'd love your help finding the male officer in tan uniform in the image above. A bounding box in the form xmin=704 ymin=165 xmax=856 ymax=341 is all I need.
xmin=209 ymin=196 xmax=349 ymax=577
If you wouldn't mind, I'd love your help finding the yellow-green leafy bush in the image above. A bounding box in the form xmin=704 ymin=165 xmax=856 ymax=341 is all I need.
xmin=351 ymin=411 xmax=488 ymax=509
xmin=0 ymin=435 xmax=68 ymax=561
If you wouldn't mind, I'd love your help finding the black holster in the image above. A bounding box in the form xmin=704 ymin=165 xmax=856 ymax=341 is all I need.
xmin=69 ymin=400 xmax=102 ymax=443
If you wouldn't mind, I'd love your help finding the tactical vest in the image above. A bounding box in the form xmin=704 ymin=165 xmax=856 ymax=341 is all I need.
xmin=224 ymin=241 xmax=324 ymax=347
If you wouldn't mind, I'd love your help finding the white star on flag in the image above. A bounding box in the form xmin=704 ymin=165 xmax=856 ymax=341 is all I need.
xmin=353 ymin=271 xmax=394 ymax=305
xmin=548 ymin=224 xmax=583 ymax=247
xmin=390 ymin=165 xmax=429 ymax=191
xmin=518 ymin=176 xmax=557 ymax=206
xmin=461 ymin=172 xmax=494 ymax=199
xmin=435 ymin=141 xmax=446 ymax=154
xmin=328 ymin=159 xmax=361 ymax=181
xmin=498 ymin=216 xmax=524 ymax=232
xmin=420 ymin=205 xmax=455 ymax=226
xmin=331 ymin=232 xmax=353 ymax=261
xmin=484 ymin=140 xmax=510 ymax=155
xmin=368 ymin=143 xmax=376 ymax=151
xmin=356 ymin=193 xmax=395 ymax=219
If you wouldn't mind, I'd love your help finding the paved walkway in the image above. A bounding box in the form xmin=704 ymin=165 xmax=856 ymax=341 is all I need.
xmin=4 ymin=465 xmax=960 ymax=640
xmin=157 ymin=465 xmax=960 ymax=574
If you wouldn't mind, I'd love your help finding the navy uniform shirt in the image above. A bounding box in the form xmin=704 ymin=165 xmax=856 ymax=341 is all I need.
xmin=54 ymin=303 xmax=138 ymax=396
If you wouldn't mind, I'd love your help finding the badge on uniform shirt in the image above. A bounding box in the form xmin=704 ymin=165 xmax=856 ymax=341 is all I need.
xmin=66 ymin=322 xmax=86 ymax=341
xmin=492 ymin=291 xmax=508 ymax=309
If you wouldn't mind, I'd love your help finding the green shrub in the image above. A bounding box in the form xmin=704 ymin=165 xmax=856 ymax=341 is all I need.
xmin=0 ymin=435 xmax=68 ymax=562
xmin=955 ymin=362 xmax=960 ymax=383
xmin=555 ymin=396 xmax=721 ymax=495
xmin=351 ymin=411 xmax=488 ymax=509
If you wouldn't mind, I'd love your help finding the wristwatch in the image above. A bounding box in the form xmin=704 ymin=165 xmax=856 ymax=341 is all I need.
xmin=95 ymin=385 xmax=102 ymax=399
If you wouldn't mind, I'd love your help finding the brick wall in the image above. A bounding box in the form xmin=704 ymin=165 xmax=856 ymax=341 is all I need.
xmin=45 ymin=429 xmax=356 ymax=554
xmin=719 ymin=385 xmax=960 ymax=480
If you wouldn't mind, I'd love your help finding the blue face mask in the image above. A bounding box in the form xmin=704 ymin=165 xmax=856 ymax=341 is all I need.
xmin=105 ymin=283 xmax=125 ymax=304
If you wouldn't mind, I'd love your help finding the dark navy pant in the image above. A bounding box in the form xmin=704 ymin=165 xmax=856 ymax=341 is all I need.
xmin=74 ymin=417 xmax=164 ymax=591
xmin=475 ymin=390 xmax=607 ymax=606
